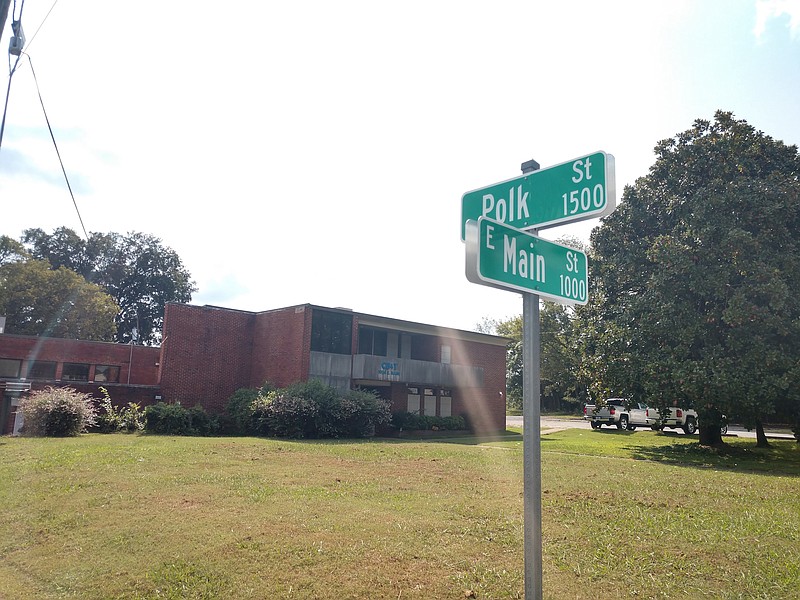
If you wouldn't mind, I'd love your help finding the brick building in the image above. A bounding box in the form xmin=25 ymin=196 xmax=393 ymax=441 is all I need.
xmin=1 ymin=303 xmax=508 ymax=434
xmin=0 ymin=336 xmax=161 ymax=435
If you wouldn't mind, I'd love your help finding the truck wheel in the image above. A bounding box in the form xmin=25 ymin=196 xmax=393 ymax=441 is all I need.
xmin=590 ymin=421 xmax=600 ymax=430
xmin=683 ymin=417 xmax=697 ymax=435
xmin=617 ymin=416 xmax=628 ymax=431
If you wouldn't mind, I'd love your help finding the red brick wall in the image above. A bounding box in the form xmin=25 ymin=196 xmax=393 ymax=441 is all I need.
xmin=0 ymin=334 xmax=160 ymax=385
xmin=159 ymin=304 xmax=255 ymax=412
xmin=56 ymin=382 xmax=161 ymax=407
xmin=448 ymin=337 xmax=507 ymax=433
xmin=250 ymin=305 xmax=311 ymax=388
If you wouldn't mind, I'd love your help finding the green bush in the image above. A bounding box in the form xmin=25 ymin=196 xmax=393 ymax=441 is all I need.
xmin=313 ymin=388 xmax=392 ymax=438
xmin=94 ymin=387 xmax=144 ymax=433
xmin=119 ymin=402 xmax=145 ymax=432
xmin=225 ymin=383 xmax=276 ymax=435
xmin=18 ymin=386 xmax=97 ymax=437
xmin=250 ymin=392 xmax=318 ymax=438
xmin=391 ymin=411 xmax=466 ymax=431
xmin=94 ymin=389 xmax=121 ymax=433
xmin=144 ymin=403 xmax=217 ymax=436
xmin=246 ymin=380 xmax=391 ymax=439
xmin=226 ymin=388 xmax=261 ymax=434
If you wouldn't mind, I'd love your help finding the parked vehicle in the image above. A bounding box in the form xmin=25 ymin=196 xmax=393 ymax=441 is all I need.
xmin=583 ymin=398 xmax=652 ymax=431
xmin=646 ymin=406 xmax=698 ymax=435
xmin=648 ymin=406 xmax=729 ymax=435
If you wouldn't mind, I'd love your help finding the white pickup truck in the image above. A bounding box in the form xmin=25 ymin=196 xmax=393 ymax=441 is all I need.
xmin=646 ymin=406 xmax=700 ymax=435
xmin=583 ymin=398 xmax=652 ymax=431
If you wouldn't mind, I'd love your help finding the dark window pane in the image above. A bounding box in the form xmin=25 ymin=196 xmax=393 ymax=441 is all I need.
xmin=411 ymin=334 xmax=436 ymax=361
xmin=358 ymin=328 xmax=373 ymax=354
xmin=62 ymin=363 xmax=90 ymax=382
xmin=373 ymin=330 xmax=387 ymax=356
xmin=311 ymin=310 xmax=353 ymax=355
xmin=0 ymin=358 xmax=21 ymax=378
xmin=28 ymin=361 xmax=57 ymax=380
xmin=357 ymin=326 xmax=388 ymax=356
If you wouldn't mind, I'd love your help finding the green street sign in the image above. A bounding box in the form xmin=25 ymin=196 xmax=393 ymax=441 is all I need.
xmin=465 ymin=217 xmax=588 ymax=305
xmin=460 ymin=151 xmax=615 ymax=240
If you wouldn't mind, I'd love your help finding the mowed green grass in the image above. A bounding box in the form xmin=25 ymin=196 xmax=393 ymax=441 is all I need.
xmin=0 ymin=430 xmax=798 ymax=599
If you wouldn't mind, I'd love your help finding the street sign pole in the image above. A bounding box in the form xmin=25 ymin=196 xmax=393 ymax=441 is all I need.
xmin=520 ymin=159 xmax=543 ymax=600
xmin=463 ymin=151 xmax=614 ymax=599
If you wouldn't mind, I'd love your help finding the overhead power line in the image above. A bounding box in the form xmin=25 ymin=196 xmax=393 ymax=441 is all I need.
xmin=25 ymin=53 xmax=88 ymax=239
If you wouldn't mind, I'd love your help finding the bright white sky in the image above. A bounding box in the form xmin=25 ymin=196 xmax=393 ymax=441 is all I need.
xmin=2 ymin=0 xmax=799 ymax=332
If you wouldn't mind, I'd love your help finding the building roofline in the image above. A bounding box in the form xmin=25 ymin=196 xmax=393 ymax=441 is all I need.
xmin=0 ymin=331 xmax=161 ymax=349
xmin=170 ymin=302 xmax=510 ymax=346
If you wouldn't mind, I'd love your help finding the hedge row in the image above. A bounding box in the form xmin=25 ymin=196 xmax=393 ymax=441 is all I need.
xmin=234 ymin=380 xmax=391 ymax=439
xmin=17 ymin=383 xmax=469 ymax=439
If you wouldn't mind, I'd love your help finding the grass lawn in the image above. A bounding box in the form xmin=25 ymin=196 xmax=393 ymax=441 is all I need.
xmin=1 ymin=430 xmax=798 ymax=599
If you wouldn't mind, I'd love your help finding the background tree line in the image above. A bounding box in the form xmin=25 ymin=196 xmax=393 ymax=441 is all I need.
xmin=485 ymin=111 xmax=800 ymax=445
xmin=0 ymin=228 xmax=195 ymax=345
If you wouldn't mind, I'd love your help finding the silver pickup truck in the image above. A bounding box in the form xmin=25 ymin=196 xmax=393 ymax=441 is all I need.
xmin=583 ymin=398 xmax=652 ymax=431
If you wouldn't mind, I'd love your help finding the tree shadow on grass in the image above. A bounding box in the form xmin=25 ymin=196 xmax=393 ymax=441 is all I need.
xmin=626 ymin=437 xmax=800 ymax=477
xmin=379 ymin=430 xmax=523 ymax=446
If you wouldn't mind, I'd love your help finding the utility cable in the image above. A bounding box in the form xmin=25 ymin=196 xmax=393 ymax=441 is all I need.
xmin=25 ymin=52 xmax=89 ymax=240
xmin=0 ymin=0 xmax=25 ymax=150
xmin=0 ymin=57 xmax=20 ymax=150
xmin=21 ymin=0 xmax=58 ymax=52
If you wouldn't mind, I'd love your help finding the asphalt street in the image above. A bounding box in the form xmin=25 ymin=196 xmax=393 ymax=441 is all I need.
xmin=506 ymin=415 xmax=795 ymax=440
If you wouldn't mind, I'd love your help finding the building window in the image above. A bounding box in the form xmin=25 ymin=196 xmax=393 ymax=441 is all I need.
xmin=423 ymin=387 xmax=437 ymax=416
xmin=410 ymin=334 xmax=437 ymax=361
xmin=358 ymin=326 xmax=388 ymax=356
xmin=27 ymin=361 xmax=57 ymax=380
xmin=440 ymin=389 xmax=452 ymax=417
xmin=407 ymin=386 xmax=421 ymax=414
xmin=62 ymin=363 xmax=90 ymax=382
xmin=311 ymin=310 xmax=353 ymax=355
xmin=94 ymin=364 xmax=120 ymax=383
xmin=0 ymin=358 xmax=22 ymax=378
xmin=400 ymin=334 xmax=411 ymax=359
xmin=441 ymin=345 xmax=451 ymax=364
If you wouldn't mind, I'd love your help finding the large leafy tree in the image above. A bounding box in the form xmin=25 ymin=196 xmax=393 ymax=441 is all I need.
xmin=0 ymin=235 xmax=28 ymax=265
xmin=483 ymin=305 xmax=588 ymax=413
xmin=479 ymin=236 xmax=591 ymax=413
xmin=0 ymin=257 xmax=118 ymax=340
xmin=21 ymin=228 xmax=196 ymax=345
xmin=590 ymin=111 xmax=800 ymax=446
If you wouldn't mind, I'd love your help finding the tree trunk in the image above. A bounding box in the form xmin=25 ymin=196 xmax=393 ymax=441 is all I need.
xmin=698 ymin=423 xmax=722 ymax=446
xmin=755 ymin=419 xmax=770 ymax=448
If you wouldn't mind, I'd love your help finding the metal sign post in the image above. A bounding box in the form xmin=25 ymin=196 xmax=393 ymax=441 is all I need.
xmin=462 ymin=153 xmax=614 ymax=599
xmin=520 ymin=159 xmax=542 ymax=600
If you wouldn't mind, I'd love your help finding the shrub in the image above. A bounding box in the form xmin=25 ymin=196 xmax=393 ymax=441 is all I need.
xmin=331 ymin=388 xmax=392 ymax=438
xmin=95 ymin=388 xmax=121 ymax=433
xmin=225 ymin=383 xmax=275 ymax=435
xmin=144 ymin=403 xmax=217 ymax=436
xmin=94 ymin=387 xmax=144 ymax=433
xmin=222 ymin=380 xmax=393 ymax=439
xmin=119 ymin=402 xmax=145 ymax=432
xmin=250 ymin=392 xmax=318 ymax=438
xmin=391 ymin=411 xmax=466 ymax=432
xmin=246 ymin=381 xmax=391 ymax=439
xmin=18 ymin=386 xmax=97 ymax=436
xmin=226 ymin=388 xmax=261 ymax=433
xmin=187 ymin=405 xmax=216 ymax=436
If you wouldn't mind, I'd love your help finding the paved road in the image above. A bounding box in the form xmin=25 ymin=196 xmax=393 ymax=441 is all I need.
xmin=506 ymin=416 xmax=795 ymax=440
